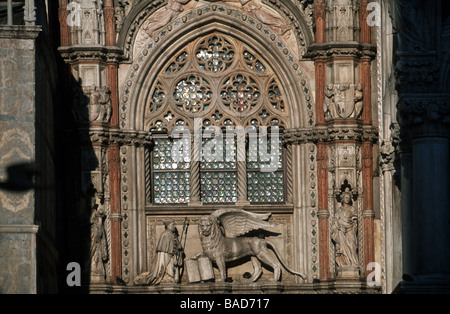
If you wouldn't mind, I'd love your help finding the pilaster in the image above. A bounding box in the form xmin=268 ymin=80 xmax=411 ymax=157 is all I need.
xmin=58 ymin=0 xmax=125 ymax=286
xmin=308 ymin=0 xmax=377 ymax=283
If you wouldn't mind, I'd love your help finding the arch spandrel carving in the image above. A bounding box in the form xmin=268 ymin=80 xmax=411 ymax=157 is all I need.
xmin=116 ymin=0 xmax=314 ymax=63
xmin=119 ymin=4 xmax=316 ymax=132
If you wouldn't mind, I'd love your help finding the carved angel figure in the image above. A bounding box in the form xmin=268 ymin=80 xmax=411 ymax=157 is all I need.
xmin=143 ymin=0 xmax=191 ymax=37
xmin=193 ymin=208 xmax=305 ymax=282
xmin=241 ymin=0 xmax=291 ymax=36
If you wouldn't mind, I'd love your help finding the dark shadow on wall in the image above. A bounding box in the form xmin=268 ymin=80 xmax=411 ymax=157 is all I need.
xmin=55 ymin=73 xmax=104 ymax=294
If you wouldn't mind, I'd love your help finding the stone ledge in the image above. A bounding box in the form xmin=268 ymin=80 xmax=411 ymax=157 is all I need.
xmin=0 ymin=25 xmax=42 ymax=39
xmin=0 ymin=224 xmax=39 ymax=234
xmin=87 ymin=281 xmax=381 ymax=294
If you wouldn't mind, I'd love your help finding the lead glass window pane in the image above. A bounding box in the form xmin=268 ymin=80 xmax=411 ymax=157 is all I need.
xmin=247 ymin=135 xmax=284 ymax=203
xmin=152 ymin=138 xmax=191 ymax=205
xmin=200 ymin=136 xmax=237 ymax=204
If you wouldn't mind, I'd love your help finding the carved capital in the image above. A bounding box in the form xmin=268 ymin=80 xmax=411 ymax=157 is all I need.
xmin=397 ymin=95 xmax=450 ymax=135
xmin=317 ymin=209 xmax=330 ymax=218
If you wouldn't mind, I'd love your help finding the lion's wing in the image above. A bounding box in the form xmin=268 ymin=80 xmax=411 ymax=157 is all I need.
xmin=211 ymin=208 xmax=277 ymax=238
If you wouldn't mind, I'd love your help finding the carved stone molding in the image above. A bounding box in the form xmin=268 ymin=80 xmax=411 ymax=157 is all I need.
xmin=66 ymin=128 xmax=154 ymax=147
xmin=58 ymin=45 xmax=123 ymax=63
xmin=283 ymin=125 xmax=378 ymax=145
xmin=0 ymin=25 xmax=42 ymax=39
xmin=261 ymin=0 xmax=314 ymax=55
xmin=116 ymin=0 xmax=167 ymax=61
xmin=306 ymin=42 xmax=377 ymax=60
xmin=118 ymin=0 xmax=313 ymax=62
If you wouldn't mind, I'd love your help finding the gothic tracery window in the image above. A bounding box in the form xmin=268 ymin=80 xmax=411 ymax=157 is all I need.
xmin=145 ymin=33 xmax=289 ymax=206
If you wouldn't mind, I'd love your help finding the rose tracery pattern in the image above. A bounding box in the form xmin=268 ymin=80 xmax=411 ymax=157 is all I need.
xmin=145 ymin=34 xmax=289 ymax=126
xmin=220 ymin=73 xmax=261 ymax=114
xmin=173 ymin=74 xmax=213 ymax=114
xmin=166 ymin=51 xmax=188 ymax=74
xmin=243 ymin=50 xmax=266 ymax=73
xmin=148 ymin=81 xmax=166 ymax=114
xmin=196 ymin=35 xmax=235 ymax=73
xmin=268 ymin=78 xmax=285 ymax=112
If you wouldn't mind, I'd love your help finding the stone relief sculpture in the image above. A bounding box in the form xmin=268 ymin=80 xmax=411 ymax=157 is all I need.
xmin=331 ymin=188 xmax=359 ymax=270
xmin=72 ymin=85 xmax=112 ymax=124
xmin=323 ymin=83 xmax=364 ymax=120
xmin=143 ymin=0 xmax=191 ymax=37
xmin=88 ymin=86 xmax=112 ymax=123
xmin=192 ymin=208 xmax=305 ymax=282
xmin=134 ymin=219 xmax=185 ymax=285
xmin=323 ymin=83 xmax=336 ymax=120
xmin=354 ymin=83 xmax=363 ymax=119
xmin=240 ymin=0 xmax=291 ymax=36
xmin=334 ymin=83 xmax=351 ymax=118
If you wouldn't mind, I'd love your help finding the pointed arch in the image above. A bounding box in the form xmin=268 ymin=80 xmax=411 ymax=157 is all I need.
xmin=120 ymin=4 xmax=315 ymax=132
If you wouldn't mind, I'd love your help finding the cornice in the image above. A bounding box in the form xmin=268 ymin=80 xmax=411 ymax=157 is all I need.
xmin=0 ymin=25 xmax=42 ymax=39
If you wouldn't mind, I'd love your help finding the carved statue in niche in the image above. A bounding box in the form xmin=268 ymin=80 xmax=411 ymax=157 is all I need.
xmin=134 ymin=219 xmax=185 ymax=285
xmin=240 ymin=0 xmax=291 ymax=36
xmin=143 ymin=0 xmax=191 ymax=37
xmin=192 ymin=208 xmax=305 ymax=282
xmin=331 ymin=187 xmax=359 ymax=270
xmin=85 ymin=187 xmax=109 ymax=282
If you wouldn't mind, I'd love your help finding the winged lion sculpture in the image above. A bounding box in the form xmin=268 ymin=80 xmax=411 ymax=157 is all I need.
xmin=193 ymin=208 xmax=305 ymax=282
